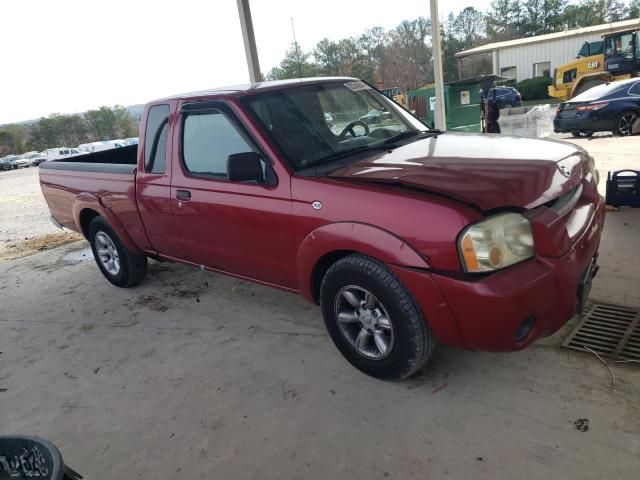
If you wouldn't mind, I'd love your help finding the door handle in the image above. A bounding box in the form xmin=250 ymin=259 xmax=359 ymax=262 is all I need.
xmin=176 ymin=190 xmax=191 ymax=201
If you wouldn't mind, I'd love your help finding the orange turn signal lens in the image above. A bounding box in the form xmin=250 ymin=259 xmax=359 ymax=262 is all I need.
xmin=461 ymin=234 xmax=479 ymax=272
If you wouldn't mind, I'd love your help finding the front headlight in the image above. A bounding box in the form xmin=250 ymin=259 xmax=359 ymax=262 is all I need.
xmin=458 ymin=212 xmax=534 ymax=273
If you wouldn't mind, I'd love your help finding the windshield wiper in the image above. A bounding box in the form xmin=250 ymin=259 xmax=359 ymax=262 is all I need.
xmin=297 ymin=145 xmax=390 ymax=174
xmin=383 ymin=129 xmax=442 ymax=145
xmin=309 ymin=145 xmax=382 ymax=166
xmin=297 ymin=129 xmax=444 ymax=176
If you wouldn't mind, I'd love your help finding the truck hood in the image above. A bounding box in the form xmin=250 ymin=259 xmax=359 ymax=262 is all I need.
xmin=328 ymin=133 xmax=587 ymax=211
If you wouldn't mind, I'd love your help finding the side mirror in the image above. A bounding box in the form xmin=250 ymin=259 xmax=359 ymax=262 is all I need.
xmin=227 ymin=152 xmax=264 ymax=183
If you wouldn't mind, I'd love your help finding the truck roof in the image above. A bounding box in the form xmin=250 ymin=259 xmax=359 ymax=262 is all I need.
xmin=154 ymin=76 xmax=359 ymax=102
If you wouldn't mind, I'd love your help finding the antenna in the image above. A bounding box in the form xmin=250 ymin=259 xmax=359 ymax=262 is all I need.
xmin=291 ymin=17 xmax=302 ymax=78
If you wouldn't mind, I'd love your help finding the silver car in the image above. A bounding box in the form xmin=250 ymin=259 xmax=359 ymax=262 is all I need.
xmin=5 ymin=155 xmax=30 ymax=168
xmin=0 ymin=156 xmax=18 ymax=170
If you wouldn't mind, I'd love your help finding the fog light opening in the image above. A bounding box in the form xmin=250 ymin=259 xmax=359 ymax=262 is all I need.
xmin=515 ymin=316 xmax=535 ymax=342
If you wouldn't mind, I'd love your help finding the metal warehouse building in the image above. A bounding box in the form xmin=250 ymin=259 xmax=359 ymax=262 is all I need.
xmin=456 ymin=18 xmax=640 ymax=82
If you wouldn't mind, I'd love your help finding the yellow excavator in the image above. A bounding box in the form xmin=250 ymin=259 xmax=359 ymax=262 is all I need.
xmin=549 ymin=27 xmax=640 ymax=100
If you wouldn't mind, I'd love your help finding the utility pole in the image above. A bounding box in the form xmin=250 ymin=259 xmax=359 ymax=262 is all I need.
xmin=429 ymin=0 xmax=446 ymax=130
xmin=291 ymin=17 xmax=302 ymax=78
xmin=236 ymin=0 xmax=261 ymax=83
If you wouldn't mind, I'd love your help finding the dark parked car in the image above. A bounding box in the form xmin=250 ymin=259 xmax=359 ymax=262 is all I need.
xmin=554 ymin=78 xmax=640 ymax=138
xmin=489 ymin=86 xmax=522 ymax=109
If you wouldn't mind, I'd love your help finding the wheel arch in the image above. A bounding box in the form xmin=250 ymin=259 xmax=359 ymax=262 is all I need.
xmin=297 ymin=222 xmax=431 ymax=304
xmin=78 ymin=208 xmax=101 ymax=238
xmin=72 ymin=193 xmax=143 ymax=255
xmin=570 ymin=72 xmax=612 ymax=98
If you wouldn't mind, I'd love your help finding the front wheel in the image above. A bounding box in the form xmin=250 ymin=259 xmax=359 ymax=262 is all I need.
xmin=89 ymin=216 xmax=147 ymax=287
xmin=320 ymin=254 xmax=434 ymax=380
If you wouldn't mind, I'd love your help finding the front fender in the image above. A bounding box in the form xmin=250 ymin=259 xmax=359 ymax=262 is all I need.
xmin=72 ymin=193 xmax=143 ymax=255
xmin=296 ymin=222 xmax=430 ymax=303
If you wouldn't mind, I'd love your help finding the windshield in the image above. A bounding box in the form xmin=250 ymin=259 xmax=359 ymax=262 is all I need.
xmin=242 ymin=81 xmax=428 ymax=171
xmin=605 ymin=32 xmax=635 ymax=59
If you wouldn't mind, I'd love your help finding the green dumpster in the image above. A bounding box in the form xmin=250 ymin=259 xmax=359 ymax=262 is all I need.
xmin=407 ymin=75 xmax=504 ymax=133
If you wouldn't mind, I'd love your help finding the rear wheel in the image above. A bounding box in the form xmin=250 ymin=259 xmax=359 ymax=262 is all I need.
xmin=319 ymin=254 xmax=434 ymax=380
xmin=613 ymin=111 xmax=638 ymax=136
xmin=89 ymin=216 xmax=147 ymax=287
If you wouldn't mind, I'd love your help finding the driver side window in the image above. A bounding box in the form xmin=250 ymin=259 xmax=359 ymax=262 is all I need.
xmin=182 ymin=110 xmax=253 ymax=178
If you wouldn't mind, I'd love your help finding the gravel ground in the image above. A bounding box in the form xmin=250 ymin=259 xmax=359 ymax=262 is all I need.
xmin=0 ymin=167 xmax=62 ymax=252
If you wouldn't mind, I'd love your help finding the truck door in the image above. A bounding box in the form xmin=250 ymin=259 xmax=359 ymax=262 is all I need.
xmin=170 ymin=100 xmax=297 ymax=289
xmin=136 ymin=102 xmax=185 ymax=259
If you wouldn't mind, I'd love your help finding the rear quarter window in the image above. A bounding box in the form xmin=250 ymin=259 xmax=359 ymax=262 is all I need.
xmin=144 ymin=104 xmax=170 ymax=174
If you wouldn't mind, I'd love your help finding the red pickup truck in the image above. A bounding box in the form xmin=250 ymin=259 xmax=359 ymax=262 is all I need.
xmin=40 ymin=77 xmax=605 ymax=379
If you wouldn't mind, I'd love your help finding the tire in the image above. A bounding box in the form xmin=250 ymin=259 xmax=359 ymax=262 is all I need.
xmin=571 ymin=131 xmax=593 ymax=138
xmin=319 ymin=254 xmax=434 ymax=380
xmin=572 ymin=78 xmax=605 ymax=97
xmin=88 ymin=216 xmax=147 ymax=287
xmin=612 ymin=110 xmax=638 ymax=137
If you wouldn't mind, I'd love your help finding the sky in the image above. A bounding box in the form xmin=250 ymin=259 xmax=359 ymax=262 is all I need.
xmin=0 ymin=0 xmax=492 ymax=124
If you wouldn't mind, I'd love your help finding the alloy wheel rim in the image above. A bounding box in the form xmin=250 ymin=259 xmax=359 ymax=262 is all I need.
xmin=334 ymin=285 xmax=394 ymax=359
xmin=618 ymin=114 xmax=637 ymax=136
xmin=95 ymin=231 xmax=120 ymax=276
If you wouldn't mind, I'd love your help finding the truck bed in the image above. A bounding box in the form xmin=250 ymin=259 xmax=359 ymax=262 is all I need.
xmin=39 ymin=145 xmax=137 ymax=174
xmin=39 ymin=145 xmax=142 ymax=240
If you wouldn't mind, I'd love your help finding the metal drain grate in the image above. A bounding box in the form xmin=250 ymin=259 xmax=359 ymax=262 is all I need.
xmin=563 ymin=303 xmax=640 ymax=360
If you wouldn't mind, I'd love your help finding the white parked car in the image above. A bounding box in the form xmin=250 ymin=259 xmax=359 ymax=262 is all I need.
xmin=24 ymin=151 xmax=46 ymax=166
xmin=45 ymin=148 xmax=85 ymax=161
xmin=105 ymin=139 xmax=126 ymax=148
xmin=78 ymin=140 xmax=126 ymax=153
xmin=78 ymin=142 xmax=108 ymax=153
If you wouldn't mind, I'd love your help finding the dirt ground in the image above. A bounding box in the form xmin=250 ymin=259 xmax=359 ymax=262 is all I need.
xmin=1 ymin=137 xmax=639 ymax=479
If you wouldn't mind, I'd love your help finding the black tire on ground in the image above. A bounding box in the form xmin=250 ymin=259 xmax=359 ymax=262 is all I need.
xmin=571 ymin=131 xmax=593 ymax=138
xmin=612 ymin=110 xmax=639 ymax=137
xmin=89 ymin=216 xmax=147 ymax=287
xmin=319 ymin=254 xmax=435 ymax=380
